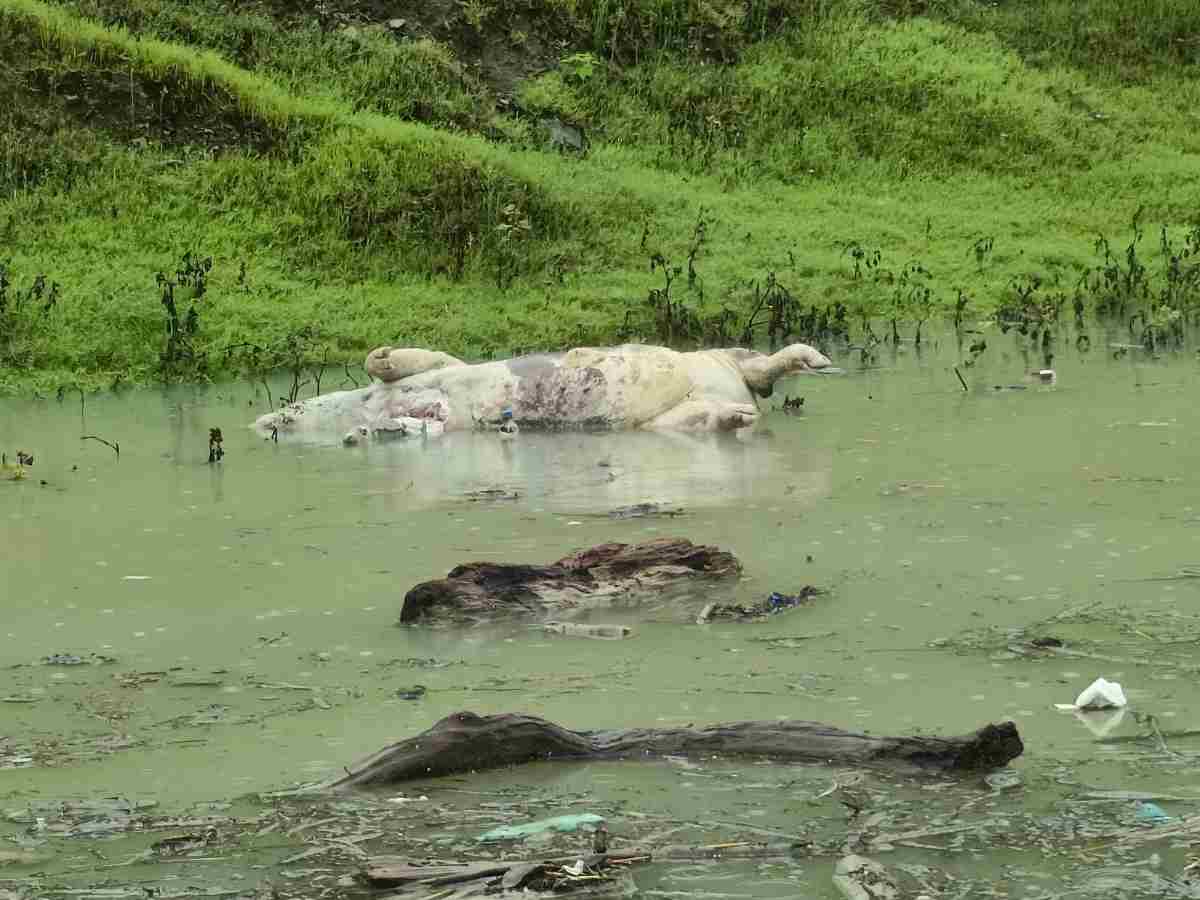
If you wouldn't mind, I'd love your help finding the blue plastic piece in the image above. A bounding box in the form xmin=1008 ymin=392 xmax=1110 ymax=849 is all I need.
xmin=478 ymin=813 xmax=605 ymax=842
xmin=1135 ymin=801 xmax=1171 ymax=824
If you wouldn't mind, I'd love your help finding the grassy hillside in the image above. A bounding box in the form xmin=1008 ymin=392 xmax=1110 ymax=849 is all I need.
xmin=0 ymin=0 xmax=1198 ymax=393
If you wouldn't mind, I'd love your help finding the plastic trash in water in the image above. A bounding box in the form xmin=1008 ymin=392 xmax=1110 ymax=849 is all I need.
xmin=1135 ymin=800 xmax=1171 ymax=824
xmin=478 ymin=813 xmax=605 ymax=843
xmin=543 ymin=622 xmax=633 ymax=640
xmin=499 ymin=408 xmax=519 ymax=438
xmin=765 ymin=589 xmax=823 ymax=613
xmin=984 ymin=770 xmax=1022 ymax=792
xmin=767 ymin=591 xmax=792 ymax=610
xmin=1054 ymin=677 xmax=1127 ymax=712
xmin=767 ymin=591 xmax=811 ymax=611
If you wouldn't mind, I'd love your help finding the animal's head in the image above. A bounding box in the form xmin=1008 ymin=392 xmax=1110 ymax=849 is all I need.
xmin=740 ymin=343 xmax=840 ymax=397
xmin=779 ymin=343 xmax=835 ymax=374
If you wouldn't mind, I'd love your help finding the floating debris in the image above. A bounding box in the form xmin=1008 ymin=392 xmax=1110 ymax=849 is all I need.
xmin=1134 ymin=801 xmax=1171 ymax=825
xmin=778 ymin=395 xmax=805 ymax=414
xmin=41 ymin=653 xmax=117 ymax=666
xmin=463 ymin=488 xmax=521 ymax=502
xmin=605 ymin=502 xmax=685 ymax=520
xmin=1055 ymin=677 xmax=1128 ymax=712
xmin=833 ymin=854 xmax=900 ymax=900
xmin=208 ymin=427 xmax=224 ymax=463
xmin=478 ymin=813 xmax=606 ymax=843
xmin=697 ymin=587 xmax=827 ymax=623
xmin=543 ymin=622 xmax=633 ymax=640
xmin=984 ymin=770 xmax=1023 ymax=792
xmin=151 ymin=826 xmax=219 ymax=856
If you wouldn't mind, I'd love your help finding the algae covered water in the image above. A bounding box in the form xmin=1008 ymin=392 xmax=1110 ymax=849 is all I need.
xmin=3 ymin=337 xmax=1200 ymax=898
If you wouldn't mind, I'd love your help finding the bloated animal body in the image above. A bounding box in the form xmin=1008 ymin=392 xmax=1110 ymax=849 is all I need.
xmin=253 ymin=342 xmax=834 ymax=440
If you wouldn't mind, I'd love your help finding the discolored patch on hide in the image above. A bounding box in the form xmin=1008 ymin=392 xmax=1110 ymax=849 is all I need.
xmin=514 ymin=364 xmax=609 ymax=426
xmin=388 ymin=388 xmax=451 ymax=422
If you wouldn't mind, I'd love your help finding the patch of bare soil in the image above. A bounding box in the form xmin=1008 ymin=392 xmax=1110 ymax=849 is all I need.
xmin=19 ymin=65 xmax=279 ymax=154
xmin=0 ymin=15 xmax=281 ymax=156
xmin=262 ymin=0 xmax=582 ymax=94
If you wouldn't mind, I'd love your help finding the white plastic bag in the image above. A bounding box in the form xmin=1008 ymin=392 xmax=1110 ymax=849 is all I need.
xmin=1054 ymin=676 xmax=1127 ymax=712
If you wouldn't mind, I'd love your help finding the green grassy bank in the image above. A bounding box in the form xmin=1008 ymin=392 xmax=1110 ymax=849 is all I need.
xmin=0 ymin=0 xmax=1198 ymax=393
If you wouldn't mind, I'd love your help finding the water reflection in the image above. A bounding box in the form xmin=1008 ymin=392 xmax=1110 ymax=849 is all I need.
xmin=350 ymin=427 xmax=834 ymax=513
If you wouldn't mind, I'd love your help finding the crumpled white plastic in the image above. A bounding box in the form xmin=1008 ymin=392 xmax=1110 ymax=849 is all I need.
xmin=1054 ymin=676 xmax=1128 ymax=712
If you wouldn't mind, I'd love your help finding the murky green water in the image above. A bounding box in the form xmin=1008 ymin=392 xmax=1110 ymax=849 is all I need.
xmin=3 ymin=336 xmax=1200 ymax=897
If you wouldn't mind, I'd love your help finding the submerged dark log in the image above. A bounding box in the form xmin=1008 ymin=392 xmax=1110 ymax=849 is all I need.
xmin=330 ymin=711 xmax=1023 ymax=790
xmin=399 ymin=537 xmax=741 ymax=623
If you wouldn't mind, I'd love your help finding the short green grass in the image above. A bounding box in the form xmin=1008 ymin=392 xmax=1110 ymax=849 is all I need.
xmin=1 ymin=0 xmax=1198 ymax=393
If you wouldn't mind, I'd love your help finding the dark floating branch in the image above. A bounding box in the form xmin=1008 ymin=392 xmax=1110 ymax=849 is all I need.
xmin=80 ymin=435 xmax=120 ymax=457
xmin=208 ymin=427 xmax=224 ymax=463
xmin=400 ymin=537 xmax=742 ymax=624
xmin=329 ymin=711 xmax=1024 ymax=790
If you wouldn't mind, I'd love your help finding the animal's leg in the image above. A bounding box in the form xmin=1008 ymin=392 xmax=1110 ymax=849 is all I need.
xmin=713 ymin=402 xmax=760 ymax=431
xmin=366 ymin=347 xmax=466 ymax=383
xmin=642 ymin=400 xmax=759 ymax=432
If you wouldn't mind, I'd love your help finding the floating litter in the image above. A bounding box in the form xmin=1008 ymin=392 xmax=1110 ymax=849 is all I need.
xmin=1135 ymin=800 xmax=1171 ymax=824
xmin=478 ymin=813 xmax=604 ymax=842
xmin=1054 ymin=676 xmax=1127 ymax=712
xmin=122 ymin=575 xmax=151 ymax=581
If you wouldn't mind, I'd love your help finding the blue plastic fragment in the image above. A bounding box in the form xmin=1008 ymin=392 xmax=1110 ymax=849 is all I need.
xmin=768 ymin=591 xmax=806 ymax=611
xmin=478 ymin=813 xmax=605 ymax=842
xmin=1135 ymin=801 xmax=1171 ymax=824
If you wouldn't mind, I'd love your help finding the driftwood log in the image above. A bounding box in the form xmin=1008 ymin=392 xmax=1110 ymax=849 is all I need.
xmin=400 ymin=537 xmax=741 ymax=623
xmin=329 ymin=711 xmax=1023 ymax=790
